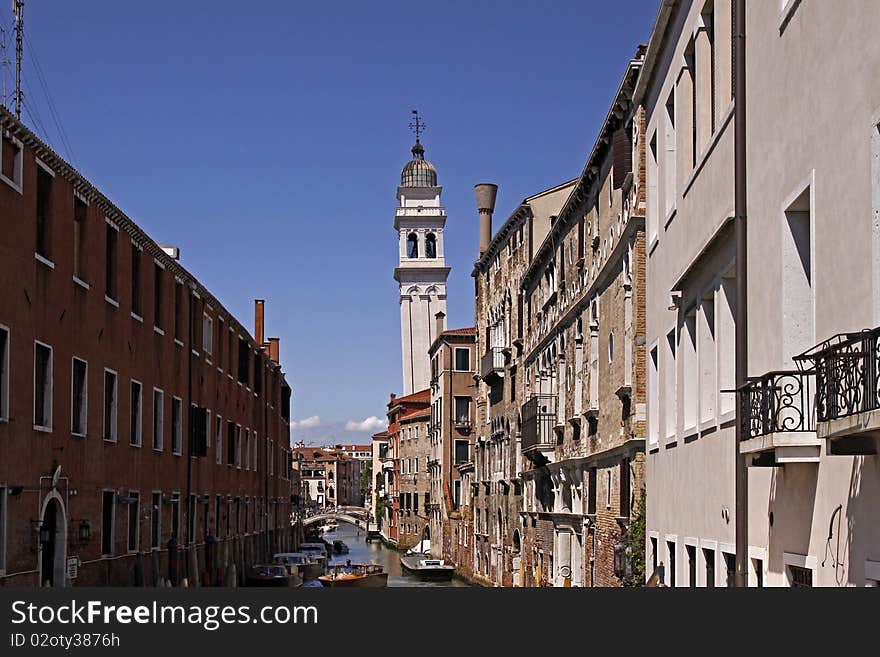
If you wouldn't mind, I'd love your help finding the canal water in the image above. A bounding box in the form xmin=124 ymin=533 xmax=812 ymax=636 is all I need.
xmin=321 ymin=523 xmax=469 ymax=587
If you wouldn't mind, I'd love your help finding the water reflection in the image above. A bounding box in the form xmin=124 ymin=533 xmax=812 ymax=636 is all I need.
xmin=322 ymin=523 xmax=469 ymax=588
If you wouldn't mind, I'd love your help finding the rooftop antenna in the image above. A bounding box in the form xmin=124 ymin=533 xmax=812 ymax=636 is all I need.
xmin=0 ymin=22 xmax=9 ymax=107
xmin=13 ymin=0 xmax=23 ymax=118
xmin=408 ymin=109 xmax=426 ymax=143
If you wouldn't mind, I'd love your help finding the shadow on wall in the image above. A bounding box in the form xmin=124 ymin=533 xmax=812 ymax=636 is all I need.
xmin=843 ymin=455 xmax=880 ymax=587
xmin=766 ymin=464 xmax=818 ymax=579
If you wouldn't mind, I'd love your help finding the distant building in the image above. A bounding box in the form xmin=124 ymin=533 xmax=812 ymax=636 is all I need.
xmin=337 ymin=444 xmax=372 ymax=461
xmin=292 ymin=446 xmax=362 ymax=508
xmin=427 ymin=322 xmax=477 ymax=575
xmin=380 ymin=390 xmax=430 ymax=547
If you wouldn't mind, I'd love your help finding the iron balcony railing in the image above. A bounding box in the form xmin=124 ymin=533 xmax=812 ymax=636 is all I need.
xmin=795 ymin=327 xmax=880 ymax=423
xmin=739 ymin=370 xmax=815 ymax=440
xmin=454 ymin=417 xmax=473 ymax=432
xmin=521 ymin=394 xmax=557 ymax=452
xmin=480 ymin=347 xmax=505 ymax=381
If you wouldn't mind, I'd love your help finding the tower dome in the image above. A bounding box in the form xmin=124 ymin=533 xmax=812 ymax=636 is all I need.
xmin=400 ymin=140 xmax=437 ymax=187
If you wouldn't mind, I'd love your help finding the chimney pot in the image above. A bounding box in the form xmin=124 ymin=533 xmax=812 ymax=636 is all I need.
xmin=435 ymin=311 xmax=446 ymax=338
xmin=474 ymin=183 xmax=498 ymax=258
xmin=255 ymin=300 xmax=266 ymax=346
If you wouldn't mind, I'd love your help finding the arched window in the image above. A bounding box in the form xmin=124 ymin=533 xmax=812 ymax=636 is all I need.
xmin=424 ymin=233 xmax=437 ymax=258
xmin=407 ymin=233 xmax=419 ymax=258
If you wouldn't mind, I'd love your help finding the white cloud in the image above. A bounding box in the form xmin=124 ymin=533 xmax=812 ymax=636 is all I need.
xmin=345 ymin=416 xmax=386 ymax=432
xmin=290 ymin=415 xmax=321 ymax=429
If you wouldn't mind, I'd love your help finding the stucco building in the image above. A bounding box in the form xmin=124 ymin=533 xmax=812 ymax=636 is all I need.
xmin=637 ymin=0 xmax=880 ymax=587
xmin=0 ymin=105 xmax=294 ymax=587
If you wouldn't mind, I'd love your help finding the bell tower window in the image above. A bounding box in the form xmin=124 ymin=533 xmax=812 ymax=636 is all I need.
xmin=425 ymin=233 xmax=437 ymax=258
xmin=407 ymin=233 xmax=419 ymax=258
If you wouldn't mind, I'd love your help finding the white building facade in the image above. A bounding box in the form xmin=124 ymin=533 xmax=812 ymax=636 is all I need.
xmin=639 ymin=0 xmax=880 ymax=587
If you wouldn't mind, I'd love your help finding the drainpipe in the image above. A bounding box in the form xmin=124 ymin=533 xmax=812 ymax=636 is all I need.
xmin=733 ymin=0 xmax=749 ymax=588
xmin=185 ymin=282 xmax=195 ymax=585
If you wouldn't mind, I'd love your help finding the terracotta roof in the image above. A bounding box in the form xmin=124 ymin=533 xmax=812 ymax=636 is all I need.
xmin=441 ymin=327 xmax=476 ymax=336
xmin=392 ymin=389 xmax=431 ymax=404
xmin=401 ymin=408 xmax=431 ymax=421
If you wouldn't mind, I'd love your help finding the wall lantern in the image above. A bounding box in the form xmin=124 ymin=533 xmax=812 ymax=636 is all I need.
xmin=614 ymin=542 xmax=632 ymax=579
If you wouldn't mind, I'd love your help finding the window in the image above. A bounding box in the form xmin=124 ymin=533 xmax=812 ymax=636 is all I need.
xmin=454 ymin=396 xmax=471 ymax=424
xmin=245 ymin=429 xmax=250 ymax=470
xmin=214 ymin=495 xmax=222 ymax=539
xmin=785 ymin=554 xmax=814 ymax=587
xmin=36 ymin=165 xmax=53 ymax=261
xmin=782 ymin=185 xmax=814 ymax=359
xmin=187 ymin=495 xmax=196 ymax=544
xmin=103 ymin=369 xmax=118 ymax=442
xmin=70 ymin=358 xmax=88 ymax=436
xmin=425 ymin=233 xmax=437 ymax=258
xmin=105 ymin=222 xmax=118 ymax=302
xmin=663 ymin=91 xmax=676 ymax=217
xmin=131 ymin=244 xmax=141 ymax=317
xmin=130 ymin=381 xmax=142 ymax=446
xmin=605 ymin=469 xmax=612 ymax=509
xmin=407 ymin=233 xmax=419 ymax=258
xmin=698 ymin=295 xmax=716 ymax=425
xmin=253 ymin=432 xmax=258 ymax=472
xmin=170 ymin=493 xmax=180 ymax=542
xmin=101 ymin=490 xmax=115 ymax=556
xmin=663 ymin=330 xmax=677 ymax=441
xmin=686 ymin=544 xmax=697 ymax=587
xmin=171 ymin=397 xmax=182 ymax=455
xmin=648 ymin=345 xmax=659 ymax=445
xmin=0 ymin=486 xmax=5 ymax=572
xmin=619 ymin=458 xmax=630 ymax=517
xmin=724 ymin=552 xmax=736 ymax=587
xmin=0 ymin=327 xmax=7 ymax=421
xmin=454 ymin=439 xmax=470 ymax=465
xmin=33 ymin=341 xmax=53 ymax=430
xmin=150 ymin=492 xmax=161 ymax=550
xmin=454 ymin=348 xmax=470 ymax=371
xmin=215 ymin=415 xmax=223 ymax=465
xmin=73 ymin=197 xmax=87 ymax=283
xmin=254 ymin=354 xmax=262 ymax=396
xmin=650 ymin=536 xmax=658 ymax=573
xmin=703 ymin=548 xmax=716 ymax=587
xmin=227 ymin=421 xmax=235 ymax=465
xmin=127 ymin=491 xmax=140 ymax=552
xmin=238 ymin=338 xmax=249 ymax=385
xmin=217 ymin=318 xmax=224 ymax=371
xmin=1 ymin=131 xmax=23 ymax=189
xmin=174 ymin=281 xmax=184 ymax=341
xmin=236 ymin=425 xmax=242 ymax=468
xmin=587 ymin=468 xmax=597 ymax=515
xmin=152 ymin=389 xmax=164 ymax=451
xmin=203 ymin=314 xmax=213 ymax=355
xmin=752 ymin=558 xmax=764 ymax=588
xmin=680 ymin=311 xmax=698 ymax=433
xmin=667 ymin=541 xmax=676 ymax=587
xmin=153 ymin=263 xmax=164 ymax=331
xmin=647 ymin=131 xmax=659 ymax=243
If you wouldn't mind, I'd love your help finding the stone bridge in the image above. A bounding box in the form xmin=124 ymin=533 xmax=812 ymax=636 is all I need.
xmin=302 ymin=507 xmax=370 ymax=531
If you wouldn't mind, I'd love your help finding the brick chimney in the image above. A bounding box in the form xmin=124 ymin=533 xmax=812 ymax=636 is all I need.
xmin=254 ymin=299 xmax=265 ymax=345
xmin=268 ymin=337 xmax=280 ymax=363
xmin=435 ymin=311 xmax=446 ymax=338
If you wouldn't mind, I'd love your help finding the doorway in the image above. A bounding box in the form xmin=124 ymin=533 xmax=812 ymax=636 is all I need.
xmin=39 ymin=494 xmax=67 ymax=587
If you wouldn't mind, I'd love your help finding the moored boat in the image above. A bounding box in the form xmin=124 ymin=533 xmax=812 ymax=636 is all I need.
xmin=273 ymin=552 xmax=324 ymax=581
xmin=246 ymin=563 xmax=301 ymax=587
xmin=332 ymin=539 xmax=349 ymax=554
xmin=318 ymin=563 xmax=388 ymax=588
xmin=400 ymin=553 xmax=455 ymax=581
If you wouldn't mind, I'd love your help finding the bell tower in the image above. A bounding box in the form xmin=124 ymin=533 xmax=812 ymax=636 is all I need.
xmin=394 ymin=111 xmax=450 ymax=395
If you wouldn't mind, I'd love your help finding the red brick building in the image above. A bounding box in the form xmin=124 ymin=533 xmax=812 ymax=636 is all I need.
xmin=381 ymin=390 xmax=429 ymax=547
xmin=0 ymin=106 xmax=294 ymax=587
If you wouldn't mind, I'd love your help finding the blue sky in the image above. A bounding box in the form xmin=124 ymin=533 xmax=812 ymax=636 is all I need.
xmin=2 ymin=1 xmax=658 ymax=445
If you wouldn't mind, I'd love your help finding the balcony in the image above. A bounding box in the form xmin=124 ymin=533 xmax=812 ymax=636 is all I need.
xmin=795 ymin=328 xmax=880 ymax=455
xmin=738 ymin=370 xmax=820 ymax=466
xmin=521 ymin=394 xmax=558 ymax=464
xmin=454 ymin=417 xmax=473 ymax=434
xmin=481 ymin=347 xmax=505 ymax=383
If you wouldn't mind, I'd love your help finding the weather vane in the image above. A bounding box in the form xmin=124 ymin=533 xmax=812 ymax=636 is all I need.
xmin=409 ymin=109 xmax=426 ymax=142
